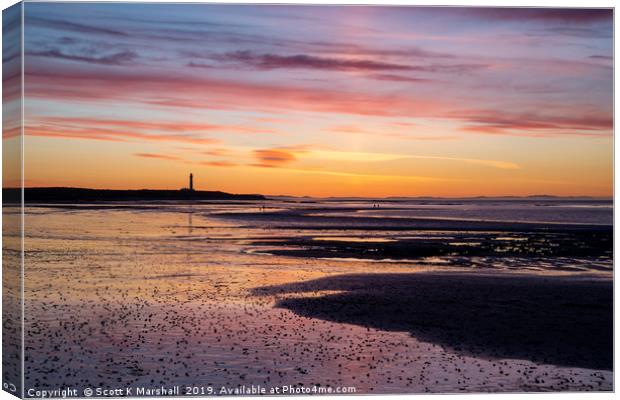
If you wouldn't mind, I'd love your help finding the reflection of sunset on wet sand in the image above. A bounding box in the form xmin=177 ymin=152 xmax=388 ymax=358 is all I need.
xmin=18 ymin=199 xmax=612 ymax=393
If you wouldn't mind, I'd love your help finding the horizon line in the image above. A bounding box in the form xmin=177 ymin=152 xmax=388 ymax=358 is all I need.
xmin=3 ymin=186 xmax=613 ymax=200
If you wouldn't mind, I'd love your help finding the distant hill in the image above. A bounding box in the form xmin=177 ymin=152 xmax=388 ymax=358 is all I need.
xmin=2 ymin=187 xmax=265 ymax=203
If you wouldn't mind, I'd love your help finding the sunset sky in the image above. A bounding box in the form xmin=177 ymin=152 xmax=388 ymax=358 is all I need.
xmin=11 ymin=4 xmax=614 ymax=197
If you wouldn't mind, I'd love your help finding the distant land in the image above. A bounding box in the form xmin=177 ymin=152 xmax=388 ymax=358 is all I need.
xmin=1 ymin=188 xmax=611 ymax=204
xmin=271 ymin=195 xmax=612 ymax=202
xmin=2 ymin=187 xmax=265 ymax=203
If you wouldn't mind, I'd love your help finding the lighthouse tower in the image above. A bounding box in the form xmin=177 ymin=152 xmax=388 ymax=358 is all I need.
xmin=189 ymin=173 xmax=194 ymax=191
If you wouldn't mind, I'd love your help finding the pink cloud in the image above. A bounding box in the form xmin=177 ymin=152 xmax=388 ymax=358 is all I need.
xmin=134 ymin=153 xmax=180 ymax=161
xmin=455 ymin=110 xmax=612 ymax=137
xmin=24 ymin=65 xmax=452 ymax=119
xmin=24 ymin=63 xmax=611 ymax=140
xmin=202 ymin=161 xmax=237 ymax=167
xmin=25 ymin=124 xmax=220 ymax=145
xmin=41 ymin=116 xmax=276 ymax=134
xmin=252 ymin=148 xmax=297 ymax=168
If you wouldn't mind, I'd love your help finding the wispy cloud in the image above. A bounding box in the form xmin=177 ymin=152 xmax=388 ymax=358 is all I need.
xmin=214 ymin=51 xmax=413 ymax=71
xmin=462 ymin=8 xmax=612 ymax=24
xmin=526 ymin=26 xmax=612 ymax=39
xmin=410 ymin=63 xmax=488 ymax=73
xmin=25 ymin=124 xmax=220 ymax=145
xmin=26 ymin=65 xmax=610 ymax=141
xmin=366 ymin=74 xmax=432 ymax=83
xmin=588 ymin=55 xmax=613 ymax=60
xmin=411 ymin=155 xmax=520 ymax=170
xmin=203 ymin=148 xmax=234 ymax=157
xmin=273 ymin=148 xmax=520 ymax=170
xmin=325 ymin=125 xmax=457 ymax=142
xmin=249 ymin=166 xmax=463 ymax=183
xmin=38 ymin=117 xmax=276 ymax=135
xmin=454 ymin=110 xmax=612 ymax=137
xmin=25 ymin=66 xmax=451 ymax=118
xmin=252 ymin=148 xmax=297 ymax=168
xmin=28 ymin=16 xmax=128 ymax=36
xmin=202 ymin=160 xmax=237 ymax=167
xmin=28 ymin=49 xmax=138 ymax=65
xmin=201 ymin=51 xmax=488 ymax=74
xmin=317 ymin=44 xmax=456 ymax=60
xmin=327 ymin=125 xmax=368 ymax=134
xmin=134 ymin=153 xmax=180 ymax=161
xmin=187 ymin=61 xmax=215 ymax=69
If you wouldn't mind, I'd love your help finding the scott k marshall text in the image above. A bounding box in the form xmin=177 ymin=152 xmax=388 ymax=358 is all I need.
xmin=27 ymin=386 xmax=181 ymax=397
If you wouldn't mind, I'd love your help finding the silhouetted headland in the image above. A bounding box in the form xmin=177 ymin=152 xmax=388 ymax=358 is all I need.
xmin=3 ymin=187 xmax=265 ymax=203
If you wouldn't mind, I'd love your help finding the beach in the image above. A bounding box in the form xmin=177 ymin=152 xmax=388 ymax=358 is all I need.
xmin=14 ymin=198 xmax=613 ymax=394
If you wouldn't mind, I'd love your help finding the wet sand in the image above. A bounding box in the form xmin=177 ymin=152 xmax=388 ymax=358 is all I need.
xmin=255 ymin=272 xmax=612 ymax=370
xmin=215 ymin=207 xmax=612 ymax=232
xmin=16 ymin=201 xmax=614 ymax=395
xmin=247 ymin=231 xmax=612 ymax=264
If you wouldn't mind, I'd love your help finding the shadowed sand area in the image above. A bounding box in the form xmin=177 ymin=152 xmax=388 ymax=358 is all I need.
xmin=254 ymin=272 xmax=612 ymax=370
